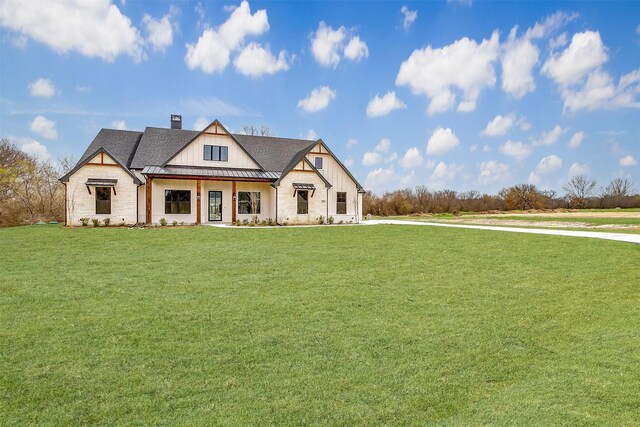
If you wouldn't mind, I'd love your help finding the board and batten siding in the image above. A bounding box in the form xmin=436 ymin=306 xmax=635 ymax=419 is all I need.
xmin=166 ymin=124 xmax=260 ymax=169
xmin=306 ymin=143 xmax=361 ymax=222
xmin=276 ymin=165 xmax=328 ymax=224
xmin=65 ymin=155 xmax=139 ymax=225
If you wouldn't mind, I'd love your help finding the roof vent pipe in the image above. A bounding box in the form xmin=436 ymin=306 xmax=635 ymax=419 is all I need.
xmin=171 ymin=114 xmax=182 ymax=130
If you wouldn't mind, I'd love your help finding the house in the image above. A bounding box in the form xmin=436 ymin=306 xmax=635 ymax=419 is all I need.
xmin=60 ymin=116 xmax=364 ymax=226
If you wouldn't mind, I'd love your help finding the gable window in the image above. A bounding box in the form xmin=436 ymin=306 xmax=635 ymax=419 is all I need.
xmin=95 ymin=187 xmax=111 ymax=214
xmin=336 ymin=192 xmax=347 ymax=214
xmin=315 ymin=156 xmax=323 ymax=169
xmin=297 ymin=190 xmax=308 ymax=214
xmin=165 ymin=190 xmax=191 ymax=214
xmin=203 ymin=145 xmax=228 ymax=162
xmin=238 ymin=191 xmax=261 ymax=214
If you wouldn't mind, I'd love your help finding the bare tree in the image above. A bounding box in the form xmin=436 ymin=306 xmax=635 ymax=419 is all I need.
xmin=241 ymin=125 xmax=273 ymax=137
xmin=563 ymin=175 xmax=597 ymax=209
xmin=604 ymin=178 xmax=634 ymax=198
xmin=499 ymin=184 xmax=544 ymax=210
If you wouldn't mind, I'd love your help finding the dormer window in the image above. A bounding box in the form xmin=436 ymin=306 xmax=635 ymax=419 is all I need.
xmin=204 ymin=145 xmax=228 ymax=162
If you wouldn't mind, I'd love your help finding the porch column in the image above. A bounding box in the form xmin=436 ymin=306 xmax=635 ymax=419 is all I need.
xmin=145 ymin=177 xmax=152 ymax=224
xmin=196 ymin=179 xmax=201 ymax=224
xmin=232 ymin=181 xmax=237 ymax=223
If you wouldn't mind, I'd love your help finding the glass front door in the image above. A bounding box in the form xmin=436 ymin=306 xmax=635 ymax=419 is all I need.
xmin=208 ymin=191 xmax=222 ymax=221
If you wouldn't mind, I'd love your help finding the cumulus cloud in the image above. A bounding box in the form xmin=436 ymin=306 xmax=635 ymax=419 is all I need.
xmin=400 ymin=6 xmax=417 ymax=31
xmin=143 ymin=12 xmax=175 ymax=52
xmin=362 ymin=151 xmax=382 ymax=166
xmin=0 ymin=0 xmax=144 ymax=61
xmin=567 ymin=131 xmax=585 ymax=148
xmin=305 ymin=129 xmax=318 ymax=140
xmin=542 ymin=31 xmax=607 ymax=86
xmin=347 ymin=138 xmax=358 ymax=148
xmin=568 ymin=162 xmax=590 ymax=176
xmin=185 ymin=1 xmax=269 ymax=74
xmin=297 ymin=86 xmax=336 ymax=112
xmin=111 ymin=120 xmax=127 ymax=130
xmin=30 ymin=115 xmax=57 ymax=139
xmin=311 ymin=21 xmax=367 ymax=67
xmin=560 ymin=69 xmax=640 ymax=113
xmin=498 ymin=140 xmax=532 ymax=161
xmin=531 ymin=125 xmax=565 ymax=146
xmin=430 ymin=162 xmax=463 ymax=186
xmin=28 ymin=78 xmax=55 ymax=98
xmin=619 ymin=155 xmax=637 ymax=167
xmin=375 ymin=138 xmax=391 ymax=153
xmin=234 ymin=42 xmax=290 ymax=76
xmin=476 ymin=161 xmax=511 ymax=186
xmin=365 ymin=166 xmax=398 ymax=191
xmin=193 ymin=116 xmax=209 ymax=131
xmin=366 ymin=91 xmax=406 ymax=118
xmin=396 ymin=31 xmax=500 ymax=114
xmin=529 ymin=154 xmax=562 ymax=183
xmin=19 ymin=139 xmax=51 ymax=162
xmin=501 ymin=27 xmax=539 ymax=98
xmin=481 ymin=113 xmax=529 ymax=136
xmin=426 ymin=127 xmax=460 ymax=155
xmin=399 ymin=147 xmax=423 ymax=169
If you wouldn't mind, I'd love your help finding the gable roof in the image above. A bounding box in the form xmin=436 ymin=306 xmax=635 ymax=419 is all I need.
xmin=272 ymin=146 xmax=332 ymax=189
xmin=232 ymin=134 xmax=316 ymax=172
xmin=129 ymin=127 xmax=199 ymax=169
xmin=315 ymin=139 xmax=365 ymax=192
xmin=60 ymin=147 xmax=142 ymax=184
xmin=76 ymin=128 xmax=143 ymax=168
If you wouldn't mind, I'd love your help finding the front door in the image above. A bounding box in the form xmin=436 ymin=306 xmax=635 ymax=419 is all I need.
xmin=208 ymin=191 xmax=222 ymax=221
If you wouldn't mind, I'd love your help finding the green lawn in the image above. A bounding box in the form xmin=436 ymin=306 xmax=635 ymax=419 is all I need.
xmin=2 ymin=225 xmax=639 ymax=425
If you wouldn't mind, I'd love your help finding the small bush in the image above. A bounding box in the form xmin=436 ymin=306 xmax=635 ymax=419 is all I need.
xmin=180 ymin=222 xmax=184 ymax=226
xmin=260 ymin=220 xmax=267 ymax=225
xmin=318 ymin=215 xmax=325 ymax=224
xmin=267 ymin=218 xmax=274 ymax=226
xmin=235 ymin=219 xmax=241 ymax=226
xmin=242 ymin=219 xmax=249 ymax=226
xmin=103 ymin=218 xmax=111 ymax=226
xmin=79 ymin=218 xmax=89 ymax=227
xmin=172 ymin=220 xmax=178 ymax=226
xmin=328 ymin=216 xmax=334 ymax=224
xmin=159 ymin=218 xmax=167 ymax=226
xmin=91 ymin=218 xmax=100 ymax=227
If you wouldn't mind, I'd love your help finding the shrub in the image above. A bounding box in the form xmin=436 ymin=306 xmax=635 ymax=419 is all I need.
xmin=103 ymin=218 xmax=111 ymax=226
xmin=159 ymin=218 xmax=167 ymax=226
xmin=91 ymin=218 xmax=99 ymax=227
xmin=267 ymin=218 xmax=274 ymax=226
xmin=172 ymin=221 xmax=178 ymax=226
xmin=235 ymin=219 xmax=241 ymax=226
xmin=318 ymin=215 xmax=325 ymax=224
xmin=261 ymin=220 xmax=267 ymax=225
xmin=242 ymin=219 xmax=249 ymax=226
xmin=79 ymin=218 xmax=89 ymax=227
xmin=328 ymin=216 xmax=334 ymax=224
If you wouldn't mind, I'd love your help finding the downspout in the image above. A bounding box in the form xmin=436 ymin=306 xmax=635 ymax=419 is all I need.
xmin=64 ymin=183 xmax=68 ymax=226
xmin=326 ymin=187 xmax=329 ymax=222
xmin=275 ymin=186 xmax=279 ymax=226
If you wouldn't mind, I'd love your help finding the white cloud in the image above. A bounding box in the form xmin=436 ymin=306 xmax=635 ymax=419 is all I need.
xmin=498 ymin=140 xmax=532 ymax=161
xmin=400 ymin=6 xmax=417 ymax=31
xmin=425 ymin=159 xmax=436 ymax=169
xmin=399 ymin=147 xmax=423 ymax=168
xmin=19 ymin=139 xmax=50 ymax=162
xmin=549 ymin=32 xmax=568 ymax=50
xmin=501 ymin=26 xmax=539 ymax=98
xmin=29 ymin=115 xmax=57 ymax=139
xmin=482 ymin=144 xmax=491 ymax=153
xmin=343 ymin=36 xmax=368 ymax=61
xmin=396 ymin=31 xmax=500 ymax=114
xmin=28 ymin=78 xmax=55 ymax=98
xmin=311 ymin=21 xmax=346 ymax=67
xmin=385 ymin=152 xmax=398 ymax=163
xmin=568 ymin=162 xmax=590 ymax=176
xmin=375 ymin=138 xmax=391 ymax=153
xmin=362 ymin=151 xmax=382 ymax=166
xmin=365 ymin=167 xmax=398 ymax=191
xmin=476 ymin=161 xmax=511 ymax=186
xmin=76 ymin=85 xmax=91 ymax=93
xmin=111 ymin=120 xmax=127 ymax=130
xmin=366 ymin=91 xmax=406 ymax=118
xmin=233 ymin=42 xmax=290 ymax=76
xmin=528 ymin=172 xmax=541 ymax=185
xmin=567 ymin=131 xmax=585 ymax=149
xmin=297 ymin=86 xmax=336 ymax=112
xmin=143 ymin=12 xmax=174 ymax=53
xmin=426 ymin=127 xmax=460 ymax=155
xmin=6 ymin=33 xmax=28 ymax=49
xmin=430 ymin=161 xmax=463 ymax=183
xmin=344 ymin=158 xmax=354 ymax=167
xmin=542 ymin=31 xmax=608 ymax=87
xmin=524 ymin=11 xmax=578 ymax=40
xmin=482 ymin=114 xmax=513 ymax=136
xmin=0 ymin=0 xmax=144 ymax=62
xmin=531 ymin=125 xmax=565 ymax=146
xmin=347 ymin=138 xmax=358 ymax=148
xmin=185 ymin=1 xmax=269 ymax=74
xmin=620 ymin=155 xmax=638 ymax=167
xmin=560 ymin=69 xmax=640 ymax=113
xmin=193 ymin=116 xmax=209 ymax=131
xmin=534 ymin=154 xmax=562 ymax=174
xmin=305 ymin=129 xmax=318 ymax=140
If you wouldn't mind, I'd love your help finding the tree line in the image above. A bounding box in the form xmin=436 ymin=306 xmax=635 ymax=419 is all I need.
xmin=363 ymin=176 xmax=639 ymax=216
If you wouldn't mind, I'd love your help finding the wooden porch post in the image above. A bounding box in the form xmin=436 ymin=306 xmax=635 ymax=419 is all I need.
xmin=145 ymin=177 xmax=152 ymax=224
xmin=232 ymin=181 xmax=237 ymax=223
xmin=196 ymin=179 xmax=201 ymax=224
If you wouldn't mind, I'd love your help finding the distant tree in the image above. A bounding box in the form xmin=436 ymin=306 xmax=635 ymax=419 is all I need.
xmin=603 ymin=178 xmax=634 ymax=198
xmin=564 ymin=175 xmax=597 ymax=209
xmin=241 ymin=125 xmax=273 ymax=137
xmin=499 ymin=184 xmax=544 ymax=210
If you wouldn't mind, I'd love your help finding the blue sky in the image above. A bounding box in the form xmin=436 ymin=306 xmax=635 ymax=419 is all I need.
xmin=1 ymin=0 xmax=638 ymax=194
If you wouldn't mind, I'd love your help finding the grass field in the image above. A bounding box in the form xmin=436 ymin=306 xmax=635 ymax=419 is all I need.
xmin=2 ymin=225 xmax=639 ymax=425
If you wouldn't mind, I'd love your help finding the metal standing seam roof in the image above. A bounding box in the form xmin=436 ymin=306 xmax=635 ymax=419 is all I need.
xmin=141 ymin=165 xmax=281 ymax=180
xmin=86 ymin=178 xmax=118 ymax=186
xmin=292 ymin=183 xmax=316 ymax=190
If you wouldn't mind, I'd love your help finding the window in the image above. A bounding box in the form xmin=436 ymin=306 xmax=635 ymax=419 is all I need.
xmin=95 ymin=187 xmax=111 ymax=214
xmin=315 ymin=156 xmax=323 ymax=169
xmin=165 ymin=190 xmax=191 ymax=214
xmin=238 ymin=191 xmax=261 ymax=214
xmin=203 ymin=145 xmax=228 ymax=162
xmin=336 ymin=192 xmax=347 ymax=214
xmin=297 ymin=190 xmax=308 ymax=214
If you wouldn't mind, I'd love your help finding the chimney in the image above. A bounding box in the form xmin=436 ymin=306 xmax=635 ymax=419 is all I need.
xmin=170 ymin=114 xmax=182 ymax=130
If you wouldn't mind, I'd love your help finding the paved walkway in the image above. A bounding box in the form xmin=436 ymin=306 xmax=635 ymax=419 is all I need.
xmin=364 ymin=219 xmax=640 ymax=245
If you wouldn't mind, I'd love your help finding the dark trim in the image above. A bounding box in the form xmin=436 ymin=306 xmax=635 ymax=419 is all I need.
xmin=314 ymin=139 xmax=364 ymax=191
xmin=59 ymin=147 xmax=142 ymax=185
xmin=208 ymin=190 xmax=223 ymax=222
xmin=272 ymin=156 xmax=332 ymax=189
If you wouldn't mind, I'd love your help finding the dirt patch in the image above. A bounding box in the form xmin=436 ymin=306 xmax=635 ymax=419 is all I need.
xmin=432 ymin=218 xmax=639 ymax=230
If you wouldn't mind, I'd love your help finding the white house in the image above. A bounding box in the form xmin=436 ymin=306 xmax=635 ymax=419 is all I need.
xmin=60 ymin=116 xmax=364 ymax=226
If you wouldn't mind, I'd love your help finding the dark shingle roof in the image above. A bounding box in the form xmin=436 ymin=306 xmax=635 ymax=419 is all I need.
xmin=77 ymin=129 xmax=143 ymax=167
xmin=232 ymin=134 xmax=317 ymax=172
xmin=129 ymin=127 xmax=199 ymax=169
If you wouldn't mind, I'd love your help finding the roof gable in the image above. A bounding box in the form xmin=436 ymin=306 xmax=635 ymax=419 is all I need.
xmin=232 ymin=134 xmax=316 ymax=172
xmin=76 ymin=128 xmax=142 ymax=168
xmin=60 ymin=147 xmax=142 ymax=184
xmin=129 ymin=127 xmax=199 ymax=169
xmin=314 ymin=139 xmax=364 ymax=191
